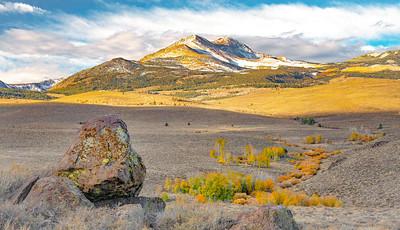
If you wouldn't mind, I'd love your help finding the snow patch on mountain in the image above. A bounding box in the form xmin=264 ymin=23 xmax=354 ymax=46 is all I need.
xmin=0 ymin=80 xmax=9 ymax=88
xmin=10 ymin=79 xmax=62 ymax=92
xmin=144 ymin=35 xmax=315 ymax=71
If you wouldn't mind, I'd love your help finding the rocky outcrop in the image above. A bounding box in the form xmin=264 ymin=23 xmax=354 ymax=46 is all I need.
xmin=231 ymin=206 xmax=299 ymax=230
xmin=54 ymin=115 xmax=146 ymax=201
xmin=23 ymin=176 xmax=93 ymax=211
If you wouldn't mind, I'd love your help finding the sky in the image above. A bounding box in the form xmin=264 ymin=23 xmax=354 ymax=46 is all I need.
xmin=1 ymin=0 xmax=400 ymax=83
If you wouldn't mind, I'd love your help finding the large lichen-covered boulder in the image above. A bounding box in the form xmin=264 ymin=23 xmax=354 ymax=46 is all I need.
xmin=55 ymin=115 xmax=146 ymax=201
xmin=23 ymin=176 xmax=93 ymax=211
xmin=231 ymin=206 xmax=299 ymax=230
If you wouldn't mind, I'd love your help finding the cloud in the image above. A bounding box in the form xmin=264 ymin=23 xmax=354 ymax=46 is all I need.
xmin=0 ymin=2 xmax=46 ymax=14
xmin=1 ymin=3 xmax=400 ymax=83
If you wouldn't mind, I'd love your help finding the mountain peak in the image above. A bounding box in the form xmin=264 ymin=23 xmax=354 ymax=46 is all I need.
xmin=141 ymin=35 xmax=314 ymax=70
xmin=178 ymin=34 xmax=208 ymax=45
xmin=214 ymin=36 xmax=240 ymax=46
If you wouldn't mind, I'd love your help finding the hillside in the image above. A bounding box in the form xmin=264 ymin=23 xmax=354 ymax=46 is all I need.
xmin=50 ymin=59 xmax=321 ymax=95
xmin=0 ymin=80 xmax=9 ymax=88
xmin=50 ymin=77 xmax=400 ymax=117
xmin=204 ymin=77 xmax=400 ymax=116
xmin=320 ymin=50 xmax=400 ymax=79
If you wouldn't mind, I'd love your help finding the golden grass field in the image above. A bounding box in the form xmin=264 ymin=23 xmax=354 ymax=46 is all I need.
xmin=53 ymin=90 xmax=195 ymax=107
xmin=0 ymin=99 xmax=42 ymax=105
xmin=204 ymin=77 xmax=400 ymax=116
xmin=342 ymin=65 xmax=400 ymax=73
xmin=1 ymin=77 xmax=400 ymax=117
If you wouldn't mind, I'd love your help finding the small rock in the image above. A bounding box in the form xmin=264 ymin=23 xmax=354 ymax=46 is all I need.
xmin=55 ymin=115 xmax=146 ymax=202
xmin=23 ymin=176 xmax=93 ymax=211
xmin=231 ymin=206 xmax=299 ymax=230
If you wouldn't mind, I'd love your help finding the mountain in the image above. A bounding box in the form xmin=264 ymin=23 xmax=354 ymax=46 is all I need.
xmin=50 ymin=35 xmax=323 ymax=95
xmin=51 ymin=57 xmax=319 ymax=95
xmin=10 ymin=79 xmax=61 ymax=92
xmin=51 ymin=57 xmax=199 ymax=94
xmin=141 ymin=35 xmax=314 ymax=71
xmin=0 ymin=80 xmax=9 ymax=88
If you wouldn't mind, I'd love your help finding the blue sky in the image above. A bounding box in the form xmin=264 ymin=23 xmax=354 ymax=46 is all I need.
xmin=1 ymin=0 xmax=400 ymax=83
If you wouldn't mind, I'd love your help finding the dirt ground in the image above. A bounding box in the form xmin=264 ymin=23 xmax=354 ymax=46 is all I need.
xmin=0 ymin=103 xmax=399 ymax=229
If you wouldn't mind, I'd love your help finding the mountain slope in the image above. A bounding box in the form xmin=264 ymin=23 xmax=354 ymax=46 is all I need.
xmin=51 ymin=56 xmax=319 ymax=95
xmin=10 ymin=79 xmax=61 ymax=92
xmin=320 ymin=50 xmax=400 ymax=79
xmin=141 ymin=35 xmax=314 ymax=71
xmin=0 ymin=80 xmax=9 ymax=88
xmin=347 ymin=50 xmax=400 ymax=65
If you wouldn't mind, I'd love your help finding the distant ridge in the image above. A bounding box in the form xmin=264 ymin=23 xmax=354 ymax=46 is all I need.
xmin=0 ymin=80 xmax=9 ymax=88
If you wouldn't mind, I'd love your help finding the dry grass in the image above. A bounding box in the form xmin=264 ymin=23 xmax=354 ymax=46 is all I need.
xmin=156 ymin=200 xmax=238 ymax=230
xmin=9 ymin=77 xmax=399 ymax=117
xmin=0 ymin=99 xmax=41 ymax=105
xmin=342 ymin=65 xmax=400 ymax=73
xmin=53 ymin=91 xmax=196 ymax=107
xmin=0 ymin=164 xmax=34 ymax=201
xmin=0 ymin=202 xmax=145 ymax=230
xmin=204 ymin=77 xmax=400 ymax=116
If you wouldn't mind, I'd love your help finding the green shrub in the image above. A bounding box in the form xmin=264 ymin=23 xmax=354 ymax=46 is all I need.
xmin=297 ymin=117 xmax=316 ymax=125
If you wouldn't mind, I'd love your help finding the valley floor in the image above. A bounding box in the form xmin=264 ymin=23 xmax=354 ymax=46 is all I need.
xmin=0 ymin=104 xmax=399 ymax=229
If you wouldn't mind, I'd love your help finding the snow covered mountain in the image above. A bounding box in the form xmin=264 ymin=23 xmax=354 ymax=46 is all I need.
xmin=0 ymin=80 xmax=9 ymax=88
xmin=141 ymin=35 xmax=314 ymax=71
xmin=9 ymin=79 xmax=61 ymax=92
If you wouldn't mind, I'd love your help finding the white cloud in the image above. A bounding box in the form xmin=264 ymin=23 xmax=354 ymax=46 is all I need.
xmin=0 ymin=2 xmax=46 ymax=14
xmin=1 ymin=3 xmax=400 ymax=83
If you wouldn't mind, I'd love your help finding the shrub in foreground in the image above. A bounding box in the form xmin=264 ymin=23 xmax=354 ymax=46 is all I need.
xmin=163 ymin=171 xmax=342 ymax=208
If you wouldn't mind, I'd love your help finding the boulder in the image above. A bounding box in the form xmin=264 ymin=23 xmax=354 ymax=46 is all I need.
xmin=231 ymin=206 xmax=299 ymax=230
xmin=54 ymin=115 xmax=146 ymax=201
xmin=11 ymin=176 xmax=40 ymax=205
xmin=23 ymin=176 xmax=93 ymax=211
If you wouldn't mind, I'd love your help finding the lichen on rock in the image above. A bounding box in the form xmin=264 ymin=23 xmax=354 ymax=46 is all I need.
xmin=54 ymin=115 xmax=146 ymax=201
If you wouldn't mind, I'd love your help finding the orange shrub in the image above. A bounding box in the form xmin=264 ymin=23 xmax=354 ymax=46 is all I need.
xmin=195 ymin=194 xmax=207 ymax=203
xmin=255 ymin=178 xmax=275 ymax=192
xmin=254 ymin=191 xmax=269 ymax=205
xmin=348 ymin=132 xmax=377 ymax=142
xmin=277 ymin=175 xmax=292 ymax=183
xmin=320 ymin=196 xmax=342 ymax=207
